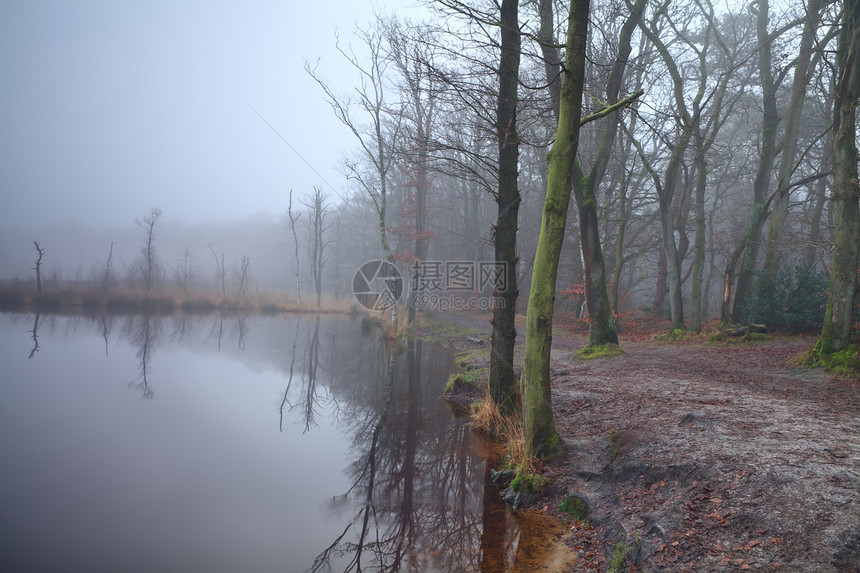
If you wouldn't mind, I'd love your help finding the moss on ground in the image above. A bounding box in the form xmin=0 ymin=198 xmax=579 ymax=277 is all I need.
xmin=443 ymin=369 xmax=487 ymax=394
xmin=797 ymin=344 xmax=860 ymax=377
xmin=708 ymin=331 xmax=771 ymax=345
xmin=576 ymin=343 xmax=624 ymax=359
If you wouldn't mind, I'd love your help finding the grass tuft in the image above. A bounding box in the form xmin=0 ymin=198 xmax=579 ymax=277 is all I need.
xmin=469 ymin=394 xmax=503 ymax=435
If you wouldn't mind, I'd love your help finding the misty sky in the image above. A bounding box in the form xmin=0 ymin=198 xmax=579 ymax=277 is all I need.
xmin=0 ymin=1 xmax=425 ymax=230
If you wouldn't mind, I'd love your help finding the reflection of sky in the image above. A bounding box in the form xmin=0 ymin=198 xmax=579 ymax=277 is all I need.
xmin=0 ymin=314 xmax=360 ymax=571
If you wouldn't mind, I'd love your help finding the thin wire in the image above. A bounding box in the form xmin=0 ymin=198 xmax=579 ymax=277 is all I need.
xmin=253 ymin=109 xmax=348 ymax=203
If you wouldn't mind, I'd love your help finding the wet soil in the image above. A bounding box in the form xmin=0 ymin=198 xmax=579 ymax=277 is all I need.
xmin=432 ymin=311 xmax=860 ymax=572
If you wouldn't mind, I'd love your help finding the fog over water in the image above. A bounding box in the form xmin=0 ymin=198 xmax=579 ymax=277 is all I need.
xmin=1 ymin=312 xmax=567 ymax=572
xmin=1 ymin=1 xmax=429 ymax=283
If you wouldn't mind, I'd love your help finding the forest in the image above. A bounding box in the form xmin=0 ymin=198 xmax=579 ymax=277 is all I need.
xmin=2 ymin=0 xmax=859 ymax=569
xmin=5 ymin=0 xmax=859 ymax=449
xmin=300 ymin=0 xmax=860 ymax=374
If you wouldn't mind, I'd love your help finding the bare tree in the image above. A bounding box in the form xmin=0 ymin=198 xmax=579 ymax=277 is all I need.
xmin=307 ymin=25 xmax=405 ymax=328
xmin=32 ymin=241 xmax=45 ymax=292
xmin=302 ymin=187 xmax=334 ymax=306
xmin=288 ymin=189 xmax=302 ymax=305
xmin=237 ymin=255 xmax=250 ymax=296
xmin=101 ymin=241 xmax=115 ymax=294
xmin=207 ymin=243 xmax=226 ymax=296
xmin=135 ymin=207 xmax=163 ymax=295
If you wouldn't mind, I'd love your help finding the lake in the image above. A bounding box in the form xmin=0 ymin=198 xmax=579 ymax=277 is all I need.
xmin=0 ymin=312 xmax=573 ymax=572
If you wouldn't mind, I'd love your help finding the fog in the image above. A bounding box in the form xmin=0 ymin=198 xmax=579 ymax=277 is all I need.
xmin=0 ymin=1 xmax=422 ymax=231
xmin=0 ymin=0 xmax=842 ymax=326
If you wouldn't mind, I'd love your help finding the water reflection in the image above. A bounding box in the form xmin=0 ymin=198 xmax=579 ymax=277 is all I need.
xmin=123 ymin=315 xmax=160 ymax=399
xmin=28 ymin=312 xmax=39 ymax=358
xmin=311 ymin=337 xmax=490 ymax=572
xmin=1 ymin=312 xmax=573 ymax=572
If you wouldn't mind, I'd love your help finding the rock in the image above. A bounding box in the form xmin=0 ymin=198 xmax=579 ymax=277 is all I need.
xmin=678 ymin=413 xmax=714 ymax=429
xmin=490 ymin=468 xmax=516 ymax=484
xmin=502 ymin=488 xmax=520 ymax=507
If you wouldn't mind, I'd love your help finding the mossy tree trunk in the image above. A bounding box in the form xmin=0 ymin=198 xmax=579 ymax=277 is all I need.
xmin=814 ymin=0 xmax=860 ymax=356
xmin=489 ymin=0 xmax=522 ymax=413
xmin=521 ymin=0 xmax=590 ymax=459
xmin=569 ymin=0 xmax=645 ymax=345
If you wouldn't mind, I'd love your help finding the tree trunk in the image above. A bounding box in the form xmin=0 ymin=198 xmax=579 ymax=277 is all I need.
xmin=653 ymin=247 xmax=668 ymax=315
xmin=521 ymin=0 xmax=590 ymax=459
xmin=33 ymin=241 xmax=44 ymax=293
xmin=568 ymin=0 xmax=643 ymax=344
xmin=288 ymin=191 xmax=302 ymax=305
xmin=690 ymin=152 xmax=707 ymax=332
xmin=763 ymin=0 xmax=825 ymax=274
xmin=489 ymin=0 xmax=522 ymax=412
xmin=537 ymin=0 xmax=561 ymax=121
xmin=609 ymin=178 xmax=628 ymax=316
xmin=814 ymin=0 xmax=860 ymax=355
xmin=732 ymin=0 xmax=778 ymax=323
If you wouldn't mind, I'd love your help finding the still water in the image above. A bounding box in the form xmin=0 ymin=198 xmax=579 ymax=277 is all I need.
xmin=0 ymin=312 xmax=573 ymax=572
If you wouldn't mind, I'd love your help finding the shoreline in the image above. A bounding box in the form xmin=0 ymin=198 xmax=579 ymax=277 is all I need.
xmin=417 ymin=309 xmax=860 ymax=571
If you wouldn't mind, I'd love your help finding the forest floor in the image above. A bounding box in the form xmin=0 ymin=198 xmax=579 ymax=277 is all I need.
xmin=424 ymin=310 xmax=860 ymax=572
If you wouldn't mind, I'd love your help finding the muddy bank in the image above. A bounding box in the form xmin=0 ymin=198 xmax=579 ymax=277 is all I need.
xmin=429 ymin=311 xmax=860 ymax=572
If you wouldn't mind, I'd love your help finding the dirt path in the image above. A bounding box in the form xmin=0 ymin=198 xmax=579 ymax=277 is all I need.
xmin=433 ymin=311 xmax=860 ymax=572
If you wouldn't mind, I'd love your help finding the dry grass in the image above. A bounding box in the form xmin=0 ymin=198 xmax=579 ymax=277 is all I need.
xmin=469 ymin=399 xmax=548 ymax=492
xmin=500 ymin=415 xmax=527 ymax=469
xmin=469 ymin=394 xmax=534 ymax=470
xmin=0 ymin=284 xmax=356 ymax=315
xmin=470 ymin=393 xmax=504 ymax=435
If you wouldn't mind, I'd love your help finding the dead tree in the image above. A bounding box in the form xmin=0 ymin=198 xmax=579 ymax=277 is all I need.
xmin=135 ymin=207 xmax=162 ymax=295
xmin=302 ymin=186 xmax=334 ymax=306
xmin=288 ymin=189 xmax=302 ymax=305
xmin=207 ymin=243 xmax=226 ymax=296
xmin=238 ymin=255 xmax=250 ymax=296
xmin=101 ymin=241 xmax=114 ymax=293
xmin=32 ymin=241 xmax=45 ymax=292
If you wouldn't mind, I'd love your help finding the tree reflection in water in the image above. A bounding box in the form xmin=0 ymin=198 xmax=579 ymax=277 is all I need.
xmin=8 ymin=312 xmax=572 ymax=571
xmin=310 ymin=336 xmax=488 ymax=573
xmin=122 ymin=315 xmax=161 ymax=399
xmin=28 ymin=313 xmax=40 ymax=359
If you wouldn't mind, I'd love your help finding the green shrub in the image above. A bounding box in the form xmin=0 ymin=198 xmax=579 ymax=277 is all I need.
xmin=559 ymin=495 xmax=589 ymax=522
xmin=742 ymin=264 xmax=828 ymax=333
